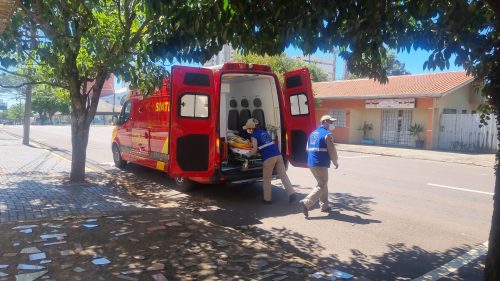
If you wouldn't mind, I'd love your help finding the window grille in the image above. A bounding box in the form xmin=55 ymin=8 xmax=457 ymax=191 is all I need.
xmin=330 ymin=110 xmax=346 ymax=128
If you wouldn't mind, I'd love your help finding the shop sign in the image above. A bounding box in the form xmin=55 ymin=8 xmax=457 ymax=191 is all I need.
xmin=365 ymin=98 xmax=415 ymax=109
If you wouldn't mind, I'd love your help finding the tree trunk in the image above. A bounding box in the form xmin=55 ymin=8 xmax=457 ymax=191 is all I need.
xmin=485 ymin=115 xmax=500 ymax=280
xmin=70 ymin=113 xmax=90 ymax=182
xmin=68 ymin=73 xmax=107 ymax=182
xmin=483 ymin=20 xmax=500 ymax=277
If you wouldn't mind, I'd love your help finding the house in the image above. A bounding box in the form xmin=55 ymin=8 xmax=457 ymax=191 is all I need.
xmin=313 ymin=71 xmax=482 ymax=149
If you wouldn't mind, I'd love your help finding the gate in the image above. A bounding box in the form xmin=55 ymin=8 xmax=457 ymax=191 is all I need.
xmin=438 ymin=113 xmax=498 ymax=152
xmin=381 ymin=109 xmax=412 ymax=146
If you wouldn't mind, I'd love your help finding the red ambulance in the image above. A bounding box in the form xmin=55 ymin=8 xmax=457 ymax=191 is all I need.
xmin=111 ymin=63 xmax=316 ymax=189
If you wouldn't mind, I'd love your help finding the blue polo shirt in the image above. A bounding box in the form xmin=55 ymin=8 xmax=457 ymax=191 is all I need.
xmin=251 ymin=129 xmax=281 ymax=160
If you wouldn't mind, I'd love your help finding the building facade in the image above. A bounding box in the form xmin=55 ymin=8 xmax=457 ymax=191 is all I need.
xmin=313 ymin=72 xmax=481 ymax=149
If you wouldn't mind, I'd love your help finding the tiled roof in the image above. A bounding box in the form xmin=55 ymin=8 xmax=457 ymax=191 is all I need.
xmin=313 ymin=71 xmax=473 ymax=99
xmin=0 ymin=0 xmax=18 ymax=35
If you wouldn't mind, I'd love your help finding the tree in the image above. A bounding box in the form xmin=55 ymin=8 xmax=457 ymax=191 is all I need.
xmin=347 ymin=51 xmax=410 ymax=79
xmin=32 ymin=86 xmax=70 ymax=124
xmin=6 ymin=102 xmax=24 ymax=122
xmin=386 ymin=52 xmax=411 ymax=76
xmin=0 ymin=74 xmax=25 ymax=111
xmin=232 ymin=53 xmax=328 ymax=84
xmin=0 ymin=1 xmax=228 ymax=182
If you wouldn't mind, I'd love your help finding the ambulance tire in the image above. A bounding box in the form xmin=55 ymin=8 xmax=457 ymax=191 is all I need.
xmin=174 ymin=177 xmax=195 ymax=191
xmin=112 ymin=144 xmax=127 ymax=169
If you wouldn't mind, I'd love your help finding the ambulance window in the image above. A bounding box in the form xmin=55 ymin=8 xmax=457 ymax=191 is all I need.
xmin=120 ymin=101 xmax=131 ymax=123
xmin=286 ymin=75 xmax=302 ymax=88
xmin=179 ymin=93 xmax=209 ymax=118
xmin=184 ymin=73 xmax=210 ymax=86
xmin=289 ymin=93 xmax=309 ymax=116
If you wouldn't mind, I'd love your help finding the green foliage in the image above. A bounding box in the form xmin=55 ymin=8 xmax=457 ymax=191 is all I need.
xmin=232 ymin=53 xmax=328 ymax=84
xmin=32 ymin=86 xmax=70 ymax=123
xmin=348 ymin=52 xmax=410 ymax=79
xmin=6 ymin=102 xmax=24 ymax=121
xmin=409 ymin=123 xmax=425 ymax=141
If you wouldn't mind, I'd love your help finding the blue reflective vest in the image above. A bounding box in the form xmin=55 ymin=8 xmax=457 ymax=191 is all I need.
xmin=251 ymin=129 xmax=280 ymax=161
xmin=307 ymin=127 xmax=331 ymax=167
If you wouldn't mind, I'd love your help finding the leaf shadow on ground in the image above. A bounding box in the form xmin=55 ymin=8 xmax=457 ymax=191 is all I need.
xmin=0 ymin=171 xmax=152 ymax=222
xmin=103 ymin=166 xmax=485 ymax=280
xmin=238 ymin=225 xmax=485 ymax=280
xmin=105 ymin=164 xmax=380 ymax=228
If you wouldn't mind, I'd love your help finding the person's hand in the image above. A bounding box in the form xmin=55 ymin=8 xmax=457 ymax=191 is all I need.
xmin=332 ymin=161 xmax=339 ymax=169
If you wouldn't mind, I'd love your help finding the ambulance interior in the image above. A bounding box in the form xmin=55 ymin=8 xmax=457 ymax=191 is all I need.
xmin=219 ymin=73 xmax=283 ymax=171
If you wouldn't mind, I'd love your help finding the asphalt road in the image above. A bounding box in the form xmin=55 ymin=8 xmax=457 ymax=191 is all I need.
xmin=3 ymin=125 xmax=494 ymax=280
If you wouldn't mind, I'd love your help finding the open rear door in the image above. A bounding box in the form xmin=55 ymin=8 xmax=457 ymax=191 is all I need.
xmin=283 ymin=68 xmax=316 ymax=167
xmin=168 ymin=66 xmax=216 ymax=178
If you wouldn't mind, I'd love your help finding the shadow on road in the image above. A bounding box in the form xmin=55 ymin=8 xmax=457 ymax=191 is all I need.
xmin=102 ymin=165 xmax=485 ymax=280
xmin=239 ymin=225 xmax=484 ymax=280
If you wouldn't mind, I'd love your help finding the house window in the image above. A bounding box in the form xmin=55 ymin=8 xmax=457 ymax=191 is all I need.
xmin=330 ymin=110 xmax=346 ymax=128
xmin=179 ymin=93 xmax=209 ymax=118
xmin=462 ymin=109 xmax=468 ymax=114
xmin=443 ymin=108 xmax=457 ymax=114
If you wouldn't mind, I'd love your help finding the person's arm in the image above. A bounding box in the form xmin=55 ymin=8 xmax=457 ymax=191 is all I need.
xmin=325 ymin=134 xmax=339 ymax=169
xmin=248 ymin=137 xmax=258 ymax=156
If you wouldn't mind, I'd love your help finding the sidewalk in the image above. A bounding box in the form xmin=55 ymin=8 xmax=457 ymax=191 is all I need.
xmin=0 ymin=131 xmax=315 ymax=280
xmin=336 ymin=143 xmax=496 ymax=168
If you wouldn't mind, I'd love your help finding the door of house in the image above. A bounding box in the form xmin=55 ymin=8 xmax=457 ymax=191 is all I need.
xmin=381 ymin=109 xmax=412 ymax=145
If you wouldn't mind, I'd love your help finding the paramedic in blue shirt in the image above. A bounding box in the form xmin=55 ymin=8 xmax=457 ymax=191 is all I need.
xmin=299 ymin=115 xmax=339 ymax=218
xmin=243 ymin=118 xmax=296 ymax=204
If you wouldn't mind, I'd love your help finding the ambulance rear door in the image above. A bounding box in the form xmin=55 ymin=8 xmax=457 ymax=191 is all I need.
xmin=282 ymin=68 xmax=316 ymax=167
xmin=168 ymin=66 xmax=216 ymax=178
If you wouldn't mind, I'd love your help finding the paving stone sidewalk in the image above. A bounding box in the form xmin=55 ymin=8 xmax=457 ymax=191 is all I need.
xmin=0 ymin=131 xmax=153 ymax=223
xmin=0 ymin=131 xmax=323 ymax=280
xmin=0 ymin=209 xmax=315 ymax=281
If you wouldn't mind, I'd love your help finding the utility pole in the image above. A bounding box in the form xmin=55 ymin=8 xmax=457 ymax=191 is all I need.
xmin=23 ymin=21 xmax=36 ymax=145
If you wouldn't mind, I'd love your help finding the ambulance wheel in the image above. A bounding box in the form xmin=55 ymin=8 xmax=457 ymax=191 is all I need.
xmin=112 ymin=144 xmax=127 ymax=169
xmin=174 ymin=177 xmax=194 ymax=191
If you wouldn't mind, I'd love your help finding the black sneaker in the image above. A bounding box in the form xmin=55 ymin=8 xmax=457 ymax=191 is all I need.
xmin=262 ymin=200 xmax=272 ymax=204
xmin=300 ymin=201 xmax=309 ymax=218
xmin=288 ymin=193 xmax=297 ymax=203
xmin=321 ymin=206 xmax=332 ymax=212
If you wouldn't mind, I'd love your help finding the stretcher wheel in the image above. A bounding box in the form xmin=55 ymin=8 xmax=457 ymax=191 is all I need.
xmin=174 ymin=177 xmax=195 ymax=191
xmin=112 ymin=143 xmax=127 ymax=168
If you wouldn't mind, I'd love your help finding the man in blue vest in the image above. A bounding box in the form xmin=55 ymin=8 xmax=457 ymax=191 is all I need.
xmin=299 ymin=115 xmax=339 ymax=218
xmin=243 ymin=118 xmax=296 ymax=204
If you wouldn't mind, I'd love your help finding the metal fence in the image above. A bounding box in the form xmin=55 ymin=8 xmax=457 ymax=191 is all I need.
xmin=438 ymin=113 xmax=498 ymax=152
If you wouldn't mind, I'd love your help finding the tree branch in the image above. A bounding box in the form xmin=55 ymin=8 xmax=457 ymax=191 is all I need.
xmin=116 ymin=0 xmax=126 ymax=30
xmin=19 ymin=2 xmax=59 ymax=40
xmin=130 ymin=18 xmax=151 ymax=46
xmin=21 ymin=50 xmax=48 ymax=67
xmin=0 ymin=67 xmax=33 ymax=81
xmin=0 ymin=81 xmax=65 ymax=89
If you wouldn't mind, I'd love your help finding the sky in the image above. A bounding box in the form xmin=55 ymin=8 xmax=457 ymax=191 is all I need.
xmin=284 ymin=47 xmax=464 ymax=80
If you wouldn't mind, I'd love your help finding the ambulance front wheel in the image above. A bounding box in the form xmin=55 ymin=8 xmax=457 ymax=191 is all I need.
xmin=174 ymin=177 xmax=194 ymax=191
xmin=112 ymin=144 xmax=127 ymax=169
